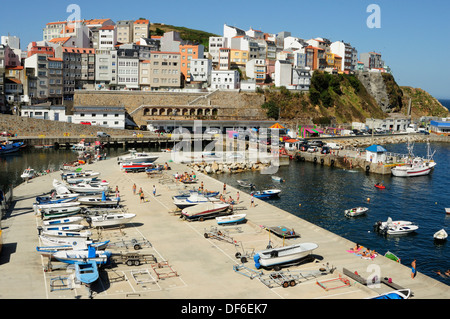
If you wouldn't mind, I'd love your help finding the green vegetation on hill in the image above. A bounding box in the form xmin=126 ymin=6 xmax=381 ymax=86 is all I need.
xmin=150 ymin=23 xmax=219 ymax=49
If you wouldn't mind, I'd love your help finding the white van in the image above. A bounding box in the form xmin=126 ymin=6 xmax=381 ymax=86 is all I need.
xmin=326 ymin=142 xmax=342 ymax=150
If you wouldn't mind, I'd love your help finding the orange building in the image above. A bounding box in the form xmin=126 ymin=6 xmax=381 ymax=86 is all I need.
xmin=179 ymin=44 xmax=204 ymax=82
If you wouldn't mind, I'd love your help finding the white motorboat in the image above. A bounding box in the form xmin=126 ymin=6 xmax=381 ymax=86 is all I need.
xmin=35 ymin=193 xmax=79 ymax=204
xmin=445 ymin=208 xmax=450 ymax=215
xmin=21 ymin=168 xmax=35 ymax=180
xmin=78 ymin=196 xmax=120 ymax=207
xmin=42 ymin=224 xmax=84 ymax=232
xmin=34 ymin=201 xmax=81 ymax=213
xmin=41 ymin=229 xmax=92 ymax=238
xmin=52 ymin=246 xmax=112 ymax=265
xmin=237 ymin=180 xmax=254 ymax=188
xmin=391 ymin=141 xmax=436 ymax=177
xmin=181 ymin=202 xmax=230 ymax=221
xmin=173 ymin=193 xmax=220 ymax=209
xmin=67 ymin=182 xmax=109 ymax=194
xmin=86 ymin=213 xmax=136 ymax=228
xmin=52 ymin=179 xmax=72 ymax=195
xmin=65 ymin=176 xmax=98 ymax=184
xmin=433 ymin=229 xmax=448 ymax=241
xmin=344 ymin=207 xmax=368 ymax=217
xmin=117 ymin=149 xmax=159 ymax=164
xmin=61 ymin=170 xmax=100 ymax=180
xmin=271 ymin=176 xmax=284 ymax=182
xmin=38 ymin=234 xmax=108 ymax=249
xmin=374 ymin=218 xmax=419 ymax=235
xmin=251 ymin=189 xmax=281 ymax=199
xmin=254 ymin=242 xmax=319 ymax=270
xmin=216 ymin=213 xmax=246 ymax=225
xmin=38 ymin=206 xmax=82 ymax=219
xmin=43 ymin=216 xmax=84 ymax=226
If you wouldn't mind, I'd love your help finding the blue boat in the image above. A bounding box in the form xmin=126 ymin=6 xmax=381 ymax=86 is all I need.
xmin=36 ymin=194 xmax=78 ymax=204
xmin=0 ymin=141 xmax=24 ymax=155
xmin=75 ymin=260 xmax=99 ymax=285
xmin=251 ymin=189 xmax=281 ymax=199
xmin=370 ymin=289 xmax=411 ymax=299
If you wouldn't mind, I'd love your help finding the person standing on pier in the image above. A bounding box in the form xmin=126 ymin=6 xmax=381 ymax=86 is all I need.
xmin=236 ymin=191 xmax=240 ymax=204
xmin=153 ymin=185 xmax=156 ymax=197
xmin=250 ymin=194 xmax=255 ymax=207
xmin=139 ymin=188 xmax=145 ymax=203
xmin=223 ymin=183 xmax=227 ymax=194
xmin=411 ymin=259 xmax=417 ymax=279
xmin=132 ymin=184 xmax=136 ymax=195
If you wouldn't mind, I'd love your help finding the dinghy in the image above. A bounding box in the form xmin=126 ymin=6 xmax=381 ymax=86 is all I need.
xmin=86 ymin=213 xmax=136 ymax=228
xmin=75 ymin=260 xmax=99 ymax=285
xmin=216 ymin=213 xmax=246 ymax=225
xmin=433 ymin=229 xmax=448 ymax=241
xmin=43 ymin=216 xmax=84 ymax=226
xmin=52 ymin=246 xmax=112 ymax=265
xmin=344 ymin=207 xmax=368 ymax=217
xmin=181 ymin=202 xmax=230 ymax=221
xmin=251 ymin=189 xmax=281 ymax=199
xmin=42 ymin=224 xmax=84 ymax=232
xmin=42 ymin=229 xmax=92 ymax=238
xmin=254 ymin=242 xmax=318 ymax=270
xmin=384 ymin=251 xmax=401 ymax=263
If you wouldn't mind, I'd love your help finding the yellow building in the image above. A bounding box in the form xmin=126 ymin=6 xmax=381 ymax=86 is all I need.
xmin=230 ymin=49 xmax=249 ymax=67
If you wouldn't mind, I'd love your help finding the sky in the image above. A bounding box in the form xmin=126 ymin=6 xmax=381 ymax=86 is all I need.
xmin=1 ymin=0 xmax=449 ymax=99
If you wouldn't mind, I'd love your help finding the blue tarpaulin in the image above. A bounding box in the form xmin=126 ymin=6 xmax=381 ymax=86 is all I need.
xmin=365 ymin=145 xmax=387 ymax=152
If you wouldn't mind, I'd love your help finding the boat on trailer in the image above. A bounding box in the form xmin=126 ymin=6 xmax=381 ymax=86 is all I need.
xmin=43 ymin=216 xmax=84 ymax=226
xmin=254 ymin=242 xmax=318 ymax=270
xmin=52 ymin=246 xmax=112 ymax=265
xmin=41 ymin=229 xmax=92 ymax=238
xmin=181 ymin=202 xmax=230 ymax=221
xmin=42 ymin=224 xmax=84 ymax=232
xmin=216 ymin=213 xmax=246 ymax=225
xmin=86 ymin=213 xmax=136 ymax=228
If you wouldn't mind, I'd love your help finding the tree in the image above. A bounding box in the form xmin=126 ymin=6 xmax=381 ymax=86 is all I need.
xmin=261 ymin=100 xmax=279 ymax=120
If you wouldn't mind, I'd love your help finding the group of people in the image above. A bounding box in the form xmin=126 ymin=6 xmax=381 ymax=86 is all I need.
xmin=132 ymin=183 xmax=156 ymax=203
xmin=174 ymin=171 xmax=197 ymax=183
xmin=348 ymin=243 xmax=378 ymax=259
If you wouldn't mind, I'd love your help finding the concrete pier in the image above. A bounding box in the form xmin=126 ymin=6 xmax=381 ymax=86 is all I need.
xmin=0 ymin=152 xmax=448 ymax=300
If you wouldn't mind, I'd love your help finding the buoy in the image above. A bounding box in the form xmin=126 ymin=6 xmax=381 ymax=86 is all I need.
xmin=367 ymin=198 xmax=371 ymax=202
xmin=299 ymin=204 xmax=302 ymax=207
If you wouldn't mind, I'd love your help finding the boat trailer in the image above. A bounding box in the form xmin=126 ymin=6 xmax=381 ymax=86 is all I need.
xmin=203 ymin=226 xmax=241 ymax=244
xmin=111 ymin=252 xmax=158 ymax=266
xmin=108 ymin=237 xmax=152 ymax=250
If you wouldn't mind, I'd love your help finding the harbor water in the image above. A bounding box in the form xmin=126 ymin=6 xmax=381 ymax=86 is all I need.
xmin=0 ymin=142 xmax=449 ymax=286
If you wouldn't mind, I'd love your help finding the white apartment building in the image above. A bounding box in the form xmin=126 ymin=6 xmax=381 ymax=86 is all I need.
xmin=208 ymin=37 xmax=227 ymax=65
xmin=245 ymin=59 xmax=266 ymax=85
xmin=98 ymin=26 xmax=117 ymax=50
xmin=330 ymin=41 xmax=358 ymax=73
xmin=117 ymin=48 xmax=139 ymax=89
xmin=190 ymin=58 xmax=212 ymax=84
xmin=223 ymin=24 xmax=245 ymax=48
xmin=211 ymin=70 xmax=240 ymax=90
xmin=72 ymin=105 xmax=125 ymax=129
xmin=149 ymin=51 xmax=181 ymax=90
xmin=274 ymin=60 xmax=292 ymax=87
xmin=139 ymin=60 xmax=151 ymax=90
xmin=95 ymin=49 xmax=118 ymax=89
xmin=218 ymin=48 xmax=230 ymax=70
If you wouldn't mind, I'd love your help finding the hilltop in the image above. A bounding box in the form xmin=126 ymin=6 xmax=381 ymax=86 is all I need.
xmin=150 ymin=23 xmax=219 ymax=48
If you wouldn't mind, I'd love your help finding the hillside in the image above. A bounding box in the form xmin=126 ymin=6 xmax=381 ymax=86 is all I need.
xmin=400 ymin=86 xmax=449 ymax=118
xmin=150 ymin=23 xmax=219 ymax=49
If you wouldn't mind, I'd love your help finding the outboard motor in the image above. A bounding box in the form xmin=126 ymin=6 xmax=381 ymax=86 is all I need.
xmin=373 ymin=221 xmax=382 ymax=232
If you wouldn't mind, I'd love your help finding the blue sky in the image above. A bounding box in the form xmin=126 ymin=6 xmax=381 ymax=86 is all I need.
xmin=1 ymin=0 xmax=449 ymax=99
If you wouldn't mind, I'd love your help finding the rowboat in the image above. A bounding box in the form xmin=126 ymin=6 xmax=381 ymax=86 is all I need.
xmin=43 ymin=216 xmax=84 ymax=226
xmin=181 ymin=202 xmax=230 ymax=221
xmin=344 ymin=207 xmax=368 ymax=217
xmin=254 ymin=242 xmax=319 ymax=270
xmin=216 ymin=213 xmax=246 ymax=225
xmin=369 ymin=289 xmax=411 ymax=299
xmin=86 ymin=213 xmax=136 ymax=228
xmin=41 ymin=230 xmax=92 ymax=238
xmin=42 ymin=224 xmax=84 ymax=232
xmin=251 ymin=189 xmax=281 ymax=199
xmin=433 ymin=229 xmax=448 ymax=241
xmin=75 ymin=260 xmax=99 ymax=285
xmin=52 ymin=246 xmax=112 ymax=265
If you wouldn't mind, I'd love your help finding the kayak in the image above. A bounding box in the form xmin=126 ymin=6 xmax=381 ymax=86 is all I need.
xmin=375 ymin=184 xmax=386 ymax=189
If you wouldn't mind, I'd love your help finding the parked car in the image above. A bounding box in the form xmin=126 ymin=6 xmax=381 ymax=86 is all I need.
xmin=80 ymin=122 xmax=91 ymax=125
xmin=307 ymin=146 xmax=319 ymax=153
xmin=0 ymin=131 xmax=13 ymax=137
xmin=97 ymin=132 xmax=110 ymax=138
xmin=309 ymin=140 xmax=324 ymax=147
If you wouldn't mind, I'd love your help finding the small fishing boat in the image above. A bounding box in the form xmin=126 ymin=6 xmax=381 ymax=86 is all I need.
xmin=237 ymin=180 xmax=254 ymax=188
xmin=52 ymin=246 xmax=112 ymax=265
xmin=181 ymin=202 xmax=230 ymax=221
xmin=173 ymin=193 xmax=220 ymax=209
xmin=78 ymin=195 xmax=119 ymax=207
xmin=251 ymin=189 xmax=281 ymax=199
xmin=271 ymin=176 xmax=284 ymax=182
xmin=86 ymin=213 xmax=136 ymax=228
xmin=75 ymin=260 xmax=99 ymax=285
xmin=384 ymin=251 xmax=401 ymax=263
xmin=433 ymin=229 xmax=448 ymax=241
xmin=67 ymin=182 xmax=109 ymax=194
xmin=38 ymin=234 xmax=109 ymax=249
xmin=216 ymin=213 xmax=246 ymax=225
xmin=42 ymin=224 xmax=84 ymax=232
xmin=369 ymin=289 xmax=411 ymax=299
xmin=35 ymin=193 xmax=79 ymax=204
xmin=254 ymin=242 xmax=319 ymax=270
xmin=21 ymin=168 xmax=35 ymax=180
xmin=374 ymin=218 xmax=419 ymax=235
xmin=344 ymin=207 xmax=368 ymax=217
xmin=374 ymin=183 xmax=386 ymax=189
xmin=42 ymin=216 xmax=84 ymax=226
xmin=41 ymin=229 xmax=92 ymax=238
xmin=39 ymin=207 xmax=82 ymax=220
xmin=117 ymin=149 xmax=159 ymax=164
xmin=0 ymin=140 xmax=24 ymax=155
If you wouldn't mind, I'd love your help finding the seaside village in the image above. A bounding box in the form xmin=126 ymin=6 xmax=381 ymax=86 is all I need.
xmin=1 ymin=17 xmax=450 ymax=301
